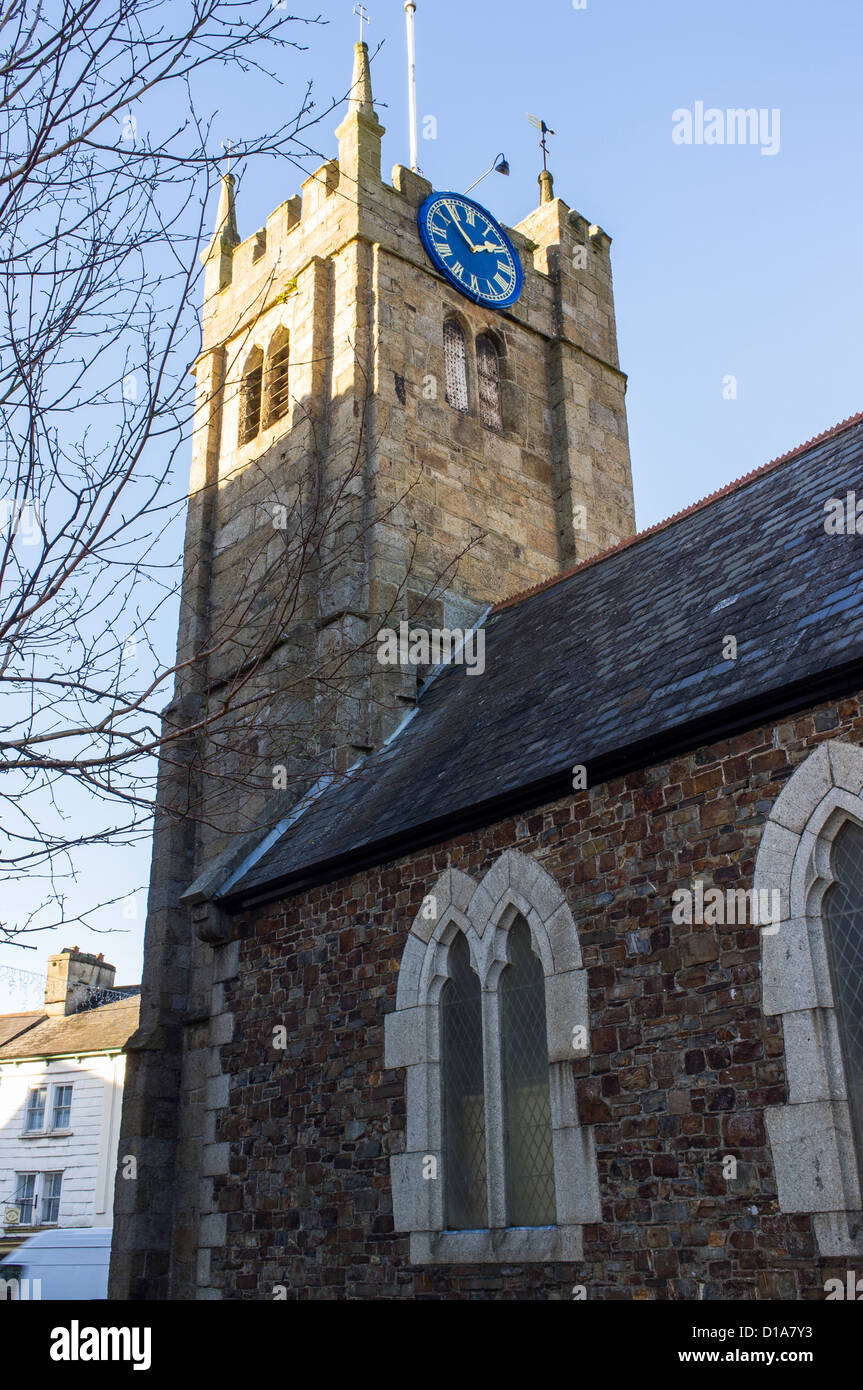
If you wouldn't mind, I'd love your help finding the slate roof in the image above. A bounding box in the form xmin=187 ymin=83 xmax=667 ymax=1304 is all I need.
xmin=0 ymin=995 xmax=140 ymax=1060
xmin=228 ymin=412 xmax=863 ymax=905
xmin=0 ymin=1012 xmax=45 ymax=1049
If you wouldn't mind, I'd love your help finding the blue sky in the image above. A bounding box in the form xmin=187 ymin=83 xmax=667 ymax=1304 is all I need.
xmin=263 ymin=0 xmax=863 ymax=527
xmin=2 ymin=0 xmax=860 ymax=1001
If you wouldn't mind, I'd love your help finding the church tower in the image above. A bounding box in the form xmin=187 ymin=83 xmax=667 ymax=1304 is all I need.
xmin=111 ymin=40 xmax=636 ymax=1299
xmin=183 ymin=39 xmax=636 ymax=863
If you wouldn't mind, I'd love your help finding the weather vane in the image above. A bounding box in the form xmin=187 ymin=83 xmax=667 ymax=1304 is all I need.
xmin=528 ymin=114 xmax=556 ymax=172
xmin=353 ymin=4 xmax=371 ymax=41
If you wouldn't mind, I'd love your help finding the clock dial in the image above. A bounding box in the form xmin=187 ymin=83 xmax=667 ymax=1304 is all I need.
xmin=418 ymin=192 xmax=523 ymax=310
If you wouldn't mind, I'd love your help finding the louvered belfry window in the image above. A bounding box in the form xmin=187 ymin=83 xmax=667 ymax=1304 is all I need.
xmin=824 ymin=821 xmax=863 ymax=1180
xmin=476 ymin=334 xmax=503 ymax=430
xmin=239 ymin=351 xmax=263 ymax=445
xmin=441 ymin=932 xmax=488 ymax=1229
xmin=500 ymin=918 xmax=557 ymax=1226
xmin=443 ymin=319 xmax=469 ymax=412
xmin=267 ymin=338 xmax=291 ymax=427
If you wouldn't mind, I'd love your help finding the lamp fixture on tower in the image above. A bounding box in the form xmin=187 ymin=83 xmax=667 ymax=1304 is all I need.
xmin=464 ymin=153 xmax=510 ymax=196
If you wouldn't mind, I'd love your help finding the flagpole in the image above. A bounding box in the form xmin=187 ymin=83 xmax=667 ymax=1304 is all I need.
xmin=405 ymin=2 xmax=419 ymax=172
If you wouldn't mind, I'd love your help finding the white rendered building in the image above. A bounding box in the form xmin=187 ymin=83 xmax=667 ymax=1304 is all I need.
xmin=0 ymin=949 xmax=139 ymax=1256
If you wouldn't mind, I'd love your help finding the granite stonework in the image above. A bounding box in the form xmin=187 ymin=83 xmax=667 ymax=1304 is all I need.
xmin=203 ymin=698 xmax=863 ymax=1300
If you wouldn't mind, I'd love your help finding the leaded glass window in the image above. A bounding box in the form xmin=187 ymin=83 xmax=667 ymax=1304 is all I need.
xmin=443 ymin=319 xmax=469 ymax=412
xmin=500 ymin=918 xmax=556 ymax=1227
xmin=239 ymin=350 xmax=263 ymax=445
xmin=441 ymin=933 xmax=487 ymax=1229
xmin=824 ymin=821 xmax=863 ymax=1183
xmin=476 ymin=334 xmax=502 ymax=430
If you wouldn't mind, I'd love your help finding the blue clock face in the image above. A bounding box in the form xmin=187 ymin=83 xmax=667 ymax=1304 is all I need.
xmin=418 ymin=192 xmax=523 ymax=310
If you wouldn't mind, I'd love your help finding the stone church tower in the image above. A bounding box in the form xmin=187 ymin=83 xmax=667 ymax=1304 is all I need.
xmin=111 ymin=41 xmax=635 ymax=1298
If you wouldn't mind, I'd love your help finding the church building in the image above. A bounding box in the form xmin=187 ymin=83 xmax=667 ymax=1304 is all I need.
xmin=110 ymin=40 xmax=863 ymax=1301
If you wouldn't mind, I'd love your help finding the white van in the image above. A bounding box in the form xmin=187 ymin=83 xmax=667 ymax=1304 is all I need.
xmin=0 ymin=1227 xmax=111 ymax=1299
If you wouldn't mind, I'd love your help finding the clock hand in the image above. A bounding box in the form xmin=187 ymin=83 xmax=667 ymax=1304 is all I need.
xmin=448 ymin=211 xmax=481 ymax=255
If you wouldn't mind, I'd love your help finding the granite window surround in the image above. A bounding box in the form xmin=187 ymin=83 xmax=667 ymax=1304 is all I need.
xmin=385 ymin=849 xmax=601 ymax=1265
xmin=756 ymin=739 xmax=863 ymax=1257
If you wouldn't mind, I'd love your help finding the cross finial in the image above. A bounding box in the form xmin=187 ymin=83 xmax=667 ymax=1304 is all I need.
xmin=221 ymin=137 xmax=234 ymax=170
xmin=353 ymin=4 xmax=370 ymax=40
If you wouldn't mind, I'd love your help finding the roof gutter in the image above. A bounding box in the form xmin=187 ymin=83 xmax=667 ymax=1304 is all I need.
xmin=0 ymin=1046 xmax=127 ymax=1065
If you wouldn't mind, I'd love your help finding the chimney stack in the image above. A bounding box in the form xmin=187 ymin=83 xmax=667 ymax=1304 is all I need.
xmin=44 ymin=947 xmax=116 ymax=1016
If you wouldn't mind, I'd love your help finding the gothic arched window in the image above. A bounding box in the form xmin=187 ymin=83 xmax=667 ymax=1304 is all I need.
xmin=386 ymin=851 xmax=601 ymax=1265
xmin=443 ymin=319 xmax=469 ymax=413
xmin=476 ymin=333 xmax=503 ymax=431
xmin=823 ymin=821 xmax=863 ymax=1181
xmin=756 ymin=740 xmax=863 ymax=1258
xmin=239 ymin=348 xmax=263 ymax=446
xmin=501 ymin=918 xmax=556 ymax=1226
xmin=266 ymin=332 xmax=291 ymax=428
xmin=441 ymin=933 xmax=487 ymax=1229
xmin=441 ymin=916 xmax=557 ymax=1232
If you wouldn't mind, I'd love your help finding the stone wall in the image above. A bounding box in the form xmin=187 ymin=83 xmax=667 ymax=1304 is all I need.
xmin=207 ymin=691 xmax=863 ymax=1299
